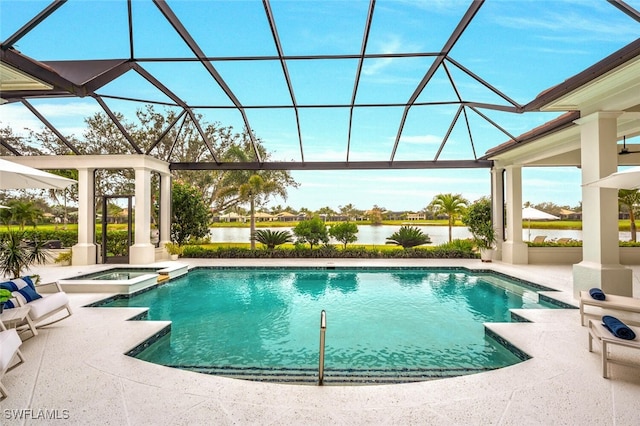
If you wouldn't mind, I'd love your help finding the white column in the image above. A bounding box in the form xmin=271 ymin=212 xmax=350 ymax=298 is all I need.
xmin=573 ymin=111 xmax=632 ymax=297
xmin=502 ymin=165 xmax=528 ymax=264
xmin=491 ymin=166 xmax=504 ymax=261
xmin=129 ymin=167 xmax=155 ymax=264
xmin=72 ymin=168 xmax=97 ymax=265
xmin=159 ymin=172 xmax=172 ymax=259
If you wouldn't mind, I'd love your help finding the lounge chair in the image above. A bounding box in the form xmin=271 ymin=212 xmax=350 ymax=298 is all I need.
xmin=587 ymin=319 xmax=640 ymax=378
xmin=531 ymin=235 xmax=547 ymax=243
xmin=1 ymin=278 xmax=72 ymax=331
xmin=580 ymin=290 xmax=640 ymax=326
xmin=0 ymin=327 xmax=25 ymax=399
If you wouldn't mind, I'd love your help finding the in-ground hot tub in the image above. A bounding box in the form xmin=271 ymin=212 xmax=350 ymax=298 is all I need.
xmin=57 ymin=264 xmax=188 ymax=294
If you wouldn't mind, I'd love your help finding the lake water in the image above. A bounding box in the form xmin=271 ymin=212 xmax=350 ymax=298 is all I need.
xmin=209 ymin=225 xmax=622 ymax=246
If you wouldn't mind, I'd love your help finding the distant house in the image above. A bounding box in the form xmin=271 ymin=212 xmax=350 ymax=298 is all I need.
xmin=406 ymin=212 xmax=426 ymax=221
xmin=559 ymin=209 xmax=581 ymax=220
xmin=253 ymin=212 xmax=276 ymax=222
xmin=384 ymin=211 xmax=405 ymax=220
xmin=276 ymin=211 xmax=297 ymax=222
xmin=218 ymin=212 xmax=244 ymax=222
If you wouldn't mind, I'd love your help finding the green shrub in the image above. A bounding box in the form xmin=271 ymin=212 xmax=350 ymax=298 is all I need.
xmin=55 ymin=250 xmax=73 ymax=265
xmin=253 ymin=229 xmax=293 ymax=249
xmin=328 ymin=222 xmax=358 ymax=248
xmin=293 ymin=217 xmax=330 ymax=249
xmin=181 ymin=243 xmax=475 ymax=259
xmin=385 ymin=226 xmax=431 ymax=249
xmin=13 ymin=229 xmax=77 ymax=247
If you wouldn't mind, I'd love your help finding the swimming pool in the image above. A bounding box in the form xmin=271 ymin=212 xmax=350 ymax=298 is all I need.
xmin=103 ymin=267 xmax=562 ymax=384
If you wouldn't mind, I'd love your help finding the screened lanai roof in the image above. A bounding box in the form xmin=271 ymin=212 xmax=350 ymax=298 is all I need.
xmin=1 ymin=0 xmax=639 ymax=171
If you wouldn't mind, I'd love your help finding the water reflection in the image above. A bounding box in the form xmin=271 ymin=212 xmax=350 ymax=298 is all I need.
xmin=328 ymin=273 xmax=359 ymax=293
xmin=292 ymin=272 xmax=329 ymax=298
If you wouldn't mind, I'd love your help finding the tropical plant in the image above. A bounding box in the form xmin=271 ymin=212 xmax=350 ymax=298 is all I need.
xmin=171 ymin=181 xmax=212 ymax=245
xmin=0 ymin=207 xmax=11 ymax=230
xmin=9 ymin=200 xmax=43 ymax=230
xmin=328 ymin=222 xmax=358 ymax=249
xmin=215 ymin=143 xmax=298 ymax=249
xmin=385 ymin=226 xmax=431 ymax=249
xmin=293 ymin=217 xmax=329 ymax=249
xmin=253 ymin=229 xmax=293 ymax=249
xmin=338 ymin=203 xmax=358 ymax=221
xmin=164 ymin=242 xmax=184 ymax=256
xmin=54 ymin=249 xmax=72 ymax=265
xmin=0 ymin=288 xmax=11 ymax=313
xmin=48 ymin=168 xmax=78 ymax=230
xmin=619 ymin=189 xmax=640 ymax=242
xmin=0 ymin=231 xmax=51 ymax=278
xmin=463 ymin=197 xmax=497 ymax=250
xmin=367 ymin=205 xmax=384 ymax=225
xmin=429 ymin=193 xmax=468 ymax=242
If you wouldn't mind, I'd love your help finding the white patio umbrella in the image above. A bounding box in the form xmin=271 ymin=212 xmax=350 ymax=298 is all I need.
xmin=0 ymin=158 xmax=76 ymax=189
xmin=583 ymin=166 xmax=640 ymax=189
xmin=522 ymin=206 xmax=560 ymax=241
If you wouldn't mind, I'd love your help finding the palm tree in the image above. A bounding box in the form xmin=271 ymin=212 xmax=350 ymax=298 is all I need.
xmin=430 ymin=193 xmax=468 ymax=242
xmin=0 ymin=231 xmax=51 ymax=278
xmin=9 ymin=201 xmax=42 ymax=230
xmin=47 ymin=169 xmax=78 ymax=230
xmin=216 ymin=143 xmax=297 ymax=249
xmin=241 ymin=174 xmax=276 ymax=249
xmin=619 ymin=189 xmax=640 ymax=242
xmin=368 ymin=205 xmax=384 ymax=225
xmin=339 ymin=203 xmax=357 ymax=221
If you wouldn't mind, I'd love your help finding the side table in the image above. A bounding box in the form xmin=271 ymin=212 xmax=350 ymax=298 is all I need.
xmin=0 ymin=306 xmax=38 ymax=339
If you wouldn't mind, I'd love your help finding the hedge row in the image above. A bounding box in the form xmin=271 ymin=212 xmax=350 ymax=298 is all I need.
xmin=4 ymin=229 xmax=130 ymax=257
xmin=181 ymin=245 xmax=478 ymax=259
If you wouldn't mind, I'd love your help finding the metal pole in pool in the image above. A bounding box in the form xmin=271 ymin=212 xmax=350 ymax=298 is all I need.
xmin=318 ymin=310 xmax=327 ymax=385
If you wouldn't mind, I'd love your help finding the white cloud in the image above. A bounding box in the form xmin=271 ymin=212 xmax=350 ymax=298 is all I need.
xmin=496 ymin=7 xmax=636 ymax=43
xmin=362 ymin=35 xmax=405 ymax=76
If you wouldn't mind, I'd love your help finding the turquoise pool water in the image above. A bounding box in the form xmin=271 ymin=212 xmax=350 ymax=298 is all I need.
xmin=102 ymin=268 xmax=559 ymax=382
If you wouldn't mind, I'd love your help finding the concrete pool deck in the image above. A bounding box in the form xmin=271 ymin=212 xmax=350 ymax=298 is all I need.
xmin=2 ymin=258 xmax=640 ymax=425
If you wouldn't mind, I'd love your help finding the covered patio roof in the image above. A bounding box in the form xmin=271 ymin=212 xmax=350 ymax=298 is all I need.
xmin=1 ymin=0 xmax=639 ymax=170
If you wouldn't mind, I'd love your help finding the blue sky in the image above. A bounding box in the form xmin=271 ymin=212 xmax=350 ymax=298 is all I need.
xmin=1 ymin=0 xmax=639 ymax=212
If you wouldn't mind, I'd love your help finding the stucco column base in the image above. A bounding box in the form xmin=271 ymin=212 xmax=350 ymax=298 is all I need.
xmin=129 ymin=244 xmax=156 ymax=265
xmin=501 ymin=241 xmax=528 ymax=264
xmin=71 ymin=243 xmax=97 ymax=266
xmin=573 ymin=261 xmax=633 ymax=298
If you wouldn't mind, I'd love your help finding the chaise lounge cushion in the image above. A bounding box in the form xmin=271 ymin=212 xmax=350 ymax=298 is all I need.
xmin=26 ymin=292 xmax=70 ymax=322
xmin=1 ymin=277 xmax=42 ymax=309
xmin=0 ymin=328 xmax=24 ymax=399
xmin=0 ymin=329 xmax=22 ymax=371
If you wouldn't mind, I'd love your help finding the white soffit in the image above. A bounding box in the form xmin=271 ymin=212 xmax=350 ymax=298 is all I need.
xmin=490 ymin=124 xmax=582 ymax=168
xmin=0 ymin=62 xmax=53 ymax=92
xmin=541 ymin=56 xmax=640 ymax=114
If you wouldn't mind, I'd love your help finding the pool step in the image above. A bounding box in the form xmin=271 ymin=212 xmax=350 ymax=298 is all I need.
xmin=167 ymin=365 xmax=496 ymax=385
